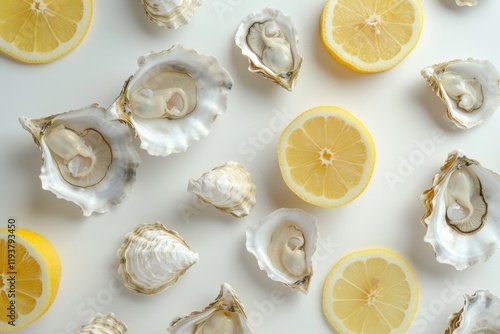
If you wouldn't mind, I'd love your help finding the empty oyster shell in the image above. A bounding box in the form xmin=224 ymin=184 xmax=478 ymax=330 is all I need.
xmin=246 ymin=208 xmax=318 ymax=293
xmin=421 ymin=149 xmax=500 ymax=270
xmin=235 ymin=8 xmax=303 ymax=91
xmin=445 ymin=290 xmax=500 ymax=333
xmin=421 ymin=58 xmax=500 ymax=129
xmin=117 ymin=222 xmax=199 ymax=294
xmin=74 ymin=313 xmax=127 ymax=334
xmin=167 ymin=283 xmax=253 ymax=334
xmin=455 ymin=0 xmax=479 ymax=6
xmin=188 ymin=161 xmax=256 ymax=218
xmin=19 ymin=104 xmax=140 ymax=216
xmin=141 ymin=0 xmax=202 ymax=29
xmin=108 ymin=44 xmax=233 ymax=156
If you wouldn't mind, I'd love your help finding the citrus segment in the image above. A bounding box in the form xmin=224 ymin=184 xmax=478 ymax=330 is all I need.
xmin=0 ymin=0 xmax=93 ymax=63
xmin=0 ymin=228 xmax=61 ymax=332
xmin=320 ymin=0 xmax=423 ymax=72
xmin=323 ymin=248 xmax=419 ymax=334
xmin=278 ymin=106 xmax=375 ymax=208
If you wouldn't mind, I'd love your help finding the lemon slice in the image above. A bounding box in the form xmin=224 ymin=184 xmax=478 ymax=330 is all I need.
xmin=323 ymin=248 xmax=419 ymax=334
xmin=320 ymin=0 xmax=424 ymax=73
xmin=0 ymin=0 xmax=93 ymax=63
xmin=278 ymin=106 xmax=375 ymax=208
xmin=0 ymin=228 xmax=61 ymax=331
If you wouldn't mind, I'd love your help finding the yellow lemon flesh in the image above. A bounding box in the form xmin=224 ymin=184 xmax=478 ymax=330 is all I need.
xmin=0 ymin=0 xmax=93 ymax=63
xmin=0 ymin=228 xmax=61 ymax=331
xmin=323 ymin=248 xmax=419 ymax=334
xmin=278 ymin=106 xmax=375 ymax=208
xmin=320 ymin=0 xmax=424 ymax=73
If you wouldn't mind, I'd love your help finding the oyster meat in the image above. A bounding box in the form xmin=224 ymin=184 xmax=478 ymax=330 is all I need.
xmin=141 ymin=0 xmax=202 ymax=29
xmin=445 ymin=290 xmax=500 ymax=333
xmin=421 ymin=150 xmax=500 ymax=270
xmin=421 ymin=58 xmax=500 ymax=129
xmin=19 ymin=104 xmax=140 ymax=216
xmin=246 ymin=208 xmax=318 ymax=293
xmin=108 ymin=44 xmax=233 ymax=156
xmin=235 ymin=8 xmax=303 ymax=91
xmin=74 ymin=313 xmax=127 ymax=334
xmin=188 ymin=161 xmax=256 ymax=218
xmin=167 ymin=283 xmax=252 ymax=334
xmin=117 ymin=222 xmax=199 ymax=295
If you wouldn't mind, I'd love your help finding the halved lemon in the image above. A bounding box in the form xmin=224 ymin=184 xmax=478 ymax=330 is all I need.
xmin=323 ymin=248 xmax=419 ymax=334
xmin=0 ymin=0 xmax=93 ymax=63
xmin=0 ymin=228 xmax=61 ymax=331
xmin=320 ymin=0 xmax=424 ymax=73
xmin=278 ymin=106 xmax=375 ymax=208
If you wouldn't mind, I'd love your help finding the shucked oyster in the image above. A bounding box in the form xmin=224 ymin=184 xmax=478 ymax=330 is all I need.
xmin=421 ymin=58 xmax=500 ymax=129
xmin=235 ymin=8 xmax=303 ymax=91
xmin=75 ymin=313 xmax=127 ymax=334
xmin=19 ymin=104 xmax=140 ymax=216
xmin=117 ymin=222 xmax=199 ymax=295
xmin=167 ymin=283 xmax=252 ymax=334
xmin=421 ymin=150 xmax=500 ymax=270
xmin=141 ymin=0 xmax=202 ymax=29
xmin=246 ymin=208 xmax=319 ymax=293
xmin=108 ymin=44 xmax=233 ymax=156
xmin=445 ymin=290 xmax=500 ymax=333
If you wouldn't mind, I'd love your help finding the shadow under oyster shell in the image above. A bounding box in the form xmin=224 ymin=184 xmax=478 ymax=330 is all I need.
xmin=19 ymin=104 xmax=140 ymax=216
xmin=141 ymin=0 xmax=202 ymax=29
xmin=74 ymin=313 xmax=127 ymax=334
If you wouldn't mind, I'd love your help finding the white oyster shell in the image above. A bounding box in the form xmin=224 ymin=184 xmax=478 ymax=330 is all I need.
xmin=235 ymin=7 xmax=303 ymax=91
xmin=246 ymin=208 xmax=318 ymax=293
xmin=141 ymin=0 xmax=202 ymax=29
xmin=421 ymin=58 xmax=500 ymax=129
xmin=74 ymin=313 xmax=127 ymax=334
xmin=117 ymin=222 xmax=199 ymax=295
xmin=19 ymin=104 xmax=140 ymax=216
xmin=108 ymin=44 xmax=233 ymax=156
xmin=445 ymin=290 xmax=500 ymax=333
xmin=421 ymin=150 xmax=500 ymax=270
xmin=167 ymin=283 xmax=253 ymax=334
xmin=455 ymin=0 xmax=479 ymax=6
xmin=188 ymin=161 xmax=256 ymax=218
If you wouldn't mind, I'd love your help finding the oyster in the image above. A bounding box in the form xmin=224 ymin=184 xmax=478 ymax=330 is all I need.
xmin=246 ymin=208 xmax=318 ymax=293
xmin=421 ymin=58 xmax=500 ymax=129
xmin=455 ymin=0 xmax=479 ymax=6
xmin=445 ymin=290 xmax=500 ymax=333
xmin=188 ymin=161 xmax=256 ymax=218
xmin=167 ymin=283 xmax=252 ymax=334
xmin=19 ymin=104 xmax=140 ymax=216
xmin=117 ymin=222 xmax=199 ymax=295
xmin=74 ymin=313 xmax=127 ymax=334
xmin=108 ymin=44 xmax=233 ymax=156
xmin=141 ymin=0 xmax=202 ymax=29
xmin=235 ymin=8 xmax=303 ymax=91
xmin=421 ymin=150 xmax=500 ymax=270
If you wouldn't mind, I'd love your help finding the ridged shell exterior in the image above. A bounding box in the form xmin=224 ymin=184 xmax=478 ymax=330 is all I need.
xmin=246 ymin=208 xmax=318 ymax=293
xmin=421 ymin=150 xmax=500 ymax=270
xmin=167 ymin=283 xmax=253 ymax=334
xmin=19 ymin=104 xmax=140 ymax=216
xmin=141 ymin=0 xmax=202 ymax=29
xmin=235 ymin=8 xmax=303 ymax=91
xmin=188 ymin=161 xmax=256 ymax=218
xmin=455 ymin=0 xmax=479 ymax=6
xmin=74 ymin=313 xmax=127 ymax=334
xmin=117 ymin=222 xmax=199 ymax=295
xmin=108 ymin=44 xmax=233 ymax=156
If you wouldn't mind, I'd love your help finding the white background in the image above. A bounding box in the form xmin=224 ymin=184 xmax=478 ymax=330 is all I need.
xmin=1 ymin=0 xmax=500 ymax=333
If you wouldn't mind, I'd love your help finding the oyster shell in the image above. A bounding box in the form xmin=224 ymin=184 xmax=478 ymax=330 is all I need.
xmin=445 ymin=290 xmax=500 ymax=333
xmin=167 ymin=283 xmax=253 ymax=334
xmin=421 ymin=58 xmax=500 ymax=129
xmin=19 ymin=104 xmax=140 ymax=216
xmin=141 ymin=0 xmax=202 ymax=29
xmin=246 ymin=208 xmax=319 ymax=293
xmin=455 ymin=0 xmax=479 ymax=6
xmin=117 ymin=222 xmax=199 ymax=295
xmin=421 ymin=149 xmax=500 ymax=270
xmin=108 ymin=44 xmax=233 ymax=156
xmin=188 ymin=161 xmax=256 ymax=218
xmin=74 ymin=313 xmax=127 ymax=334
xmin=235 ymin=8 xmax=303 ymax=91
